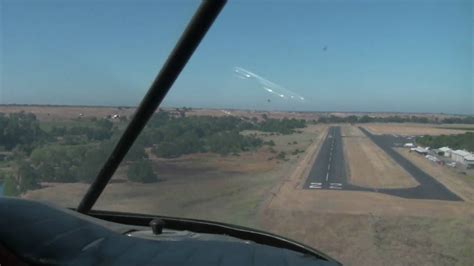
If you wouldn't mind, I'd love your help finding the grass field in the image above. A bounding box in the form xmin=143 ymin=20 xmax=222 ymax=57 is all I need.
xmin=24 ymin=125 xmax=322 ymax=228
xmin=364 ymin=123 xmax=472 ymax=136
xmin=434 ymin=124 xmax=474 ymax=131
xmin=262 ymin=210 xmax=474 ymax=266
xmin=0 ymin=105 xmax=136 ymax=121
xmin=342 ymin=125 xmax=418 ymax=189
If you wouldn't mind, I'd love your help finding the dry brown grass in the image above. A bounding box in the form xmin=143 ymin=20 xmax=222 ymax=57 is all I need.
xmin=23 ymin=159 xmax=285 ymax=228
xmin=262 ymin=209 xmax=474 ymax=266
xmin=186 ymin=109 xmax=320 ymax=121
xmin=262 ymin=158 xmax=474 ymax=265
xmin=364 ymin=123 xmax=470 ymax=136
xmin=23 ymin=126 xmax=321 ymax=228
xmin=0 ymin=106 xmax=137 ymax=121
xmin=342 ymin=125 xmax=418 ymax=189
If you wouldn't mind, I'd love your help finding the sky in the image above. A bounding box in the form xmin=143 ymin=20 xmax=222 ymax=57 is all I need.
xmin=1 ymin=0 xmax=472 ymax=114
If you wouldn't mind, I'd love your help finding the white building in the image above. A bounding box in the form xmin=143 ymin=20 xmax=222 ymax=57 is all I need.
xmin=438 ymin=147 xmax=452 ymax=158
xmin=464 ymin=155 xmax=474 ymax=168
xmin=451 ymin=150 xmax=474 ymax=166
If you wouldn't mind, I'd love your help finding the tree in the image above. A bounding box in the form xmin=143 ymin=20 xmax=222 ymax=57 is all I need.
xmin=1 ymin=172 xmax=19 ymax=196
xmin=7 ymin=161 xmax=40 ymax=193
xmin=77 ymin=147 xmax=109 ymax=183
xmin=347 ymin=115 xmax=358 ymax=124
xmin=264 ymin=140 xmax=275 ymax=146
xmin=127 ymin=160 xmax=158 ymax=183
xmin=359 ymin=115 xmax=373 ymax=123
xmin=416 ymin=132 xmax=474 ymax=151
xmin=29 ymin=144 xmax=89 ymax=182
xmin=96 ymin=118 xmax=113 ymax=130
xmin=0 ymin=112 xmax=47 ymax=151
xmin=37 ymin=163 xmax=55 ymax=182
xmin=276 ymin=151 xmax=286 ymax=160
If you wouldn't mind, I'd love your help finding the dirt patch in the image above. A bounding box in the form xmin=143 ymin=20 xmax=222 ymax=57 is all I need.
xmin=364 ymin=123 xmax=470 ymax=136
xmin=342 ymin=125 xmax=418 ymax=189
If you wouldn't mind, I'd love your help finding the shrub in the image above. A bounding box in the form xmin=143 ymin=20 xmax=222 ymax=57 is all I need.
xmin=127 ymin=160 xmax=158 ymax=183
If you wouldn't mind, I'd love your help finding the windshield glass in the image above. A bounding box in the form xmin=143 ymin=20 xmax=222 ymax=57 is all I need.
xmin=2 ymin=0 xmax=473 ymax=265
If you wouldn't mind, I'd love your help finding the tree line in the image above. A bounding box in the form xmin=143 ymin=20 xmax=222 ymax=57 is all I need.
xmin=0 ymin=112 xmax=47 ymax=151
xmin=141 ymin=114 xmax=305 ymax=158
xmin=416 ymin=132 xmax=474 ymax=152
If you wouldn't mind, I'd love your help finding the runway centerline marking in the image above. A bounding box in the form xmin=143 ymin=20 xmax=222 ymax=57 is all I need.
xmin=304 ymin=126 xmax=350 ymax=192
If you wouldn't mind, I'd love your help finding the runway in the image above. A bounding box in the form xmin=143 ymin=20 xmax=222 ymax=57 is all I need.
xmin=304 ymin=126 xmax=347 ymax=190
xmin=303 ymin=126 xmax=462 ymax=201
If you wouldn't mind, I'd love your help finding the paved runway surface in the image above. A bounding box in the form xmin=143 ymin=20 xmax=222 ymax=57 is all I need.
xmin=304 ymin=126 xmax=462 ymax=201
xmin=304 ymin=127 xmax=347 ymax=190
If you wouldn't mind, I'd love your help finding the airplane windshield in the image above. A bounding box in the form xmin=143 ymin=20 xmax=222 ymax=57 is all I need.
xmin=1 ymin=0 xmax=473 ymax=265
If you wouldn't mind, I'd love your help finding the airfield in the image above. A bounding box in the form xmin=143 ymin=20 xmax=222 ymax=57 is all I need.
xmin=4 ymin=106 xmax=473 ymax=266
xmin=304 ymin=126 xmax=461 ymax=201
xmin=263 ymin=123 xmax=474 ymax=265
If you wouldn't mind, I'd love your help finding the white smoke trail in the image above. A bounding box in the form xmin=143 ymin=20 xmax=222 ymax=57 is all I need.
xmin=233 ymin=66 xmax=305 ymax=102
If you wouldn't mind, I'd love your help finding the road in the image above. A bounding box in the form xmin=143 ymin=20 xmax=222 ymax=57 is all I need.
xmin=304 ymin=126 xmax=347 ymax=190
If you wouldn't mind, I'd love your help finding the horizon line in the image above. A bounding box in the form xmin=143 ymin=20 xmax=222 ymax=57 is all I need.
xmin=0 ymin=103 xmax=471 ymax=117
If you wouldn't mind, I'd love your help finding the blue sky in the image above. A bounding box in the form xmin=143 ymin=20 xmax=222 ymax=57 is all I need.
xmin=1 ymin=0 xmax=472 ymax=114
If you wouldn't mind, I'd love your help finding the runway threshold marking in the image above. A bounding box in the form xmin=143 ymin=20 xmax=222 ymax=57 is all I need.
xmin=309 ymin=182 xmax=322 ymax=189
